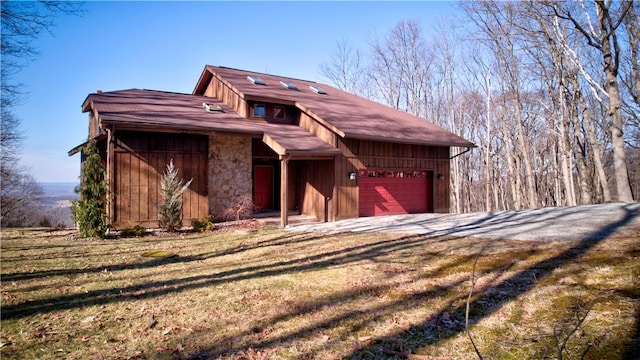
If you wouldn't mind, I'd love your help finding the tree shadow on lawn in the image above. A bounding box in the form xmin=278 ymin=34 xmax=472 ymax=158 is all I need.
xmin=0 ymin=232 xmax=459 ymax=320
xmin=177 ymin=250 xmax=482 ymax=359
xmin=343 ymin=203 xmax=640 ymax=359
xmin=2 ymin=205 xmax=638 ymax=358
xmin=0 ymin=231 xmax=315 ymax=282
xmin=175 ymin=204 xmax=640 ymax=359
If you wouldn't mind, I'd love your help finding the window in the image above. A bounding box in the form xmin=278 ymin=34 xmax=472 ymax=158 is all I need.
xmin=252 ymin=104 xmax=266 ymax=118
xmin=202 ymin=102 xmax=223 ymax=112
xmin=273 ymin=105 xmax=285 ymax=120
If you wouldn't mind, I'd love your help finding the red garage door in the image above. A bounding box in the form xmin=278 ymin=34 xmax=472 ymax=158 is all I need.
xmin=359 ymin=169 xmax=433 ymax=216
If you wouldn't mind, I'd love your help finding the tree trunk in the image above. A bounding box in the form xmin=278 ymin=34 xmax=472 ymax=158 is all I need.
xmin=485 ymin=72 xmax=493 ymax=211
xmin=597 ymin=0 xmax=634 ymax=202
xmin=625 ymin=2 xmax=640 ymax=105
xmin=558 ymin=101 xmax=577 ymax=206
xmin=569 ymin=74 xmax=612 ymax=202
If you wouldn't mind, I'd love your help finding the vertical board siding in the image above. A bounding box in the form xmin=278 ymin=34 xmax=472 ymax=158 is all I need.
xmin=298 ymin=113 xmax=336 ymax=146
xmin=337 ymin=138 xmax=452 ymax=216
xmin=207 ymin=75 xmax=247 ymax=117
xmin=113 ymin=131 xmax=208 ymax=228
xmin=298 ymin=160 xmax=334 ymax=221
xmin=334 ymin=154 xmax=359 ymax=220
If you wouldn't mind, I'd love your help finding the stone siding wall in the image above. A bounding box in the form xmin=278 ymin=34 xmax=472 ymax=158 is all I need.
xmin=208 ymin=135 xmax=252 ymax=218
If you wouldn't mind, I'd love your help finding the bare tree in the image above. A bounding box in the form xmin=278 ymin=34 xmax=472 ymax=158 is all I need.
xmin=369 ymin=19 xmax=434 ymax=118
xmin=623 ymin=1 xmax=640 ymax=106
xmin=318 ymin=1 xmax=636 ymax=213
xmin=552 ymin=0 xmax=634 ymax=202
xmin=1 ymin=1 xmax=84 ymax=107
xmin=462 ymin=1 xmax=540 ymax=209
xmin=319 ymin=39 xmax=371 ymax=97
xmin=1 ymin=171 xmax=43 ymax=227
xmin=1 ymin=1 xmax=83 ymax=227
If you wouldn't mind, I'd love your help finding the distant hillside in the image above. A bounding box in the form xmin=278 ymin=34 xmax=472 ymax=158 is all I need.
xmin=38 ymin=182 xmax=79 ymax=228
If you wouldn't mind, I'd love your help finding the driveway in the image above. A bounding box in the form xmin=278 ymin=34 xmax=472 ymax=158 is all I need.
xmin=288 ymin=202 xmax=640 ymax=241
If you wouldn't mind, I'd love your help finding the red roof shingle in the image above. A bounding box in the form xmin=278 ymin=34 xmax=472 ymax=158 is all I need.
xmin=200 ymin=66 xmax=475 ymax=148
xmin=82 ymin=89 xmax=340 ymax=156
xmin=80 ymin=65 xmax=474 ymax=158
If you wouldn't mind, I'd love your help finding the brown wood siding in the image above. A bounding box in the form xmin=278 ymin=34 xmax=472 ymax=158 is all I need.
xmin=296 ymin=160 xmax=334 ymax=221
xmin=252 ymin=138 xmax=279 ymax=159
xmin=338 ymin=138 xmax=451 ymax=215
xmin=333 ymin=154 xmax=359 ymax=220
xmin=298 ymin=112 xmax=337 ymax=146
xmin=112 ymin=131 xmax=208 ymax=228
xmin=206 ymin=76 xmax=248 ymax=117
xmin=89 ymin=111 xmax=100 ymax=139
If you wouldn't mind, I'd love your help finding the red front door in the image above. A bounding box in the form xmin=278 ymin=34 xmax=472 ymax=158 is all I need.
xmin=254 ymin=165 xmax=274 ymax=210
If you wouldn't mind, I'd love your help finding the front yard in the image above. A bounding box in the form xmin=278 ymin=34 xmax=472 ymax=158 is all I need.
xmin=1 ymin=224 xmax=638 ymax=359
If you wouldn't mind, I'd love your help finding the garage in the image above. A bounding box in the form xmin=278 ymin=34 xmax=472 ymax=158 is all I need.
xmin=359 ymin=169 xmax=433 ymax=216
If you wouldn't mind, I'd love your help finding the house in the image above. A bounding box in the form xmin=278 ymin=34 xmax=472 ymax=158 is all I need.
xmin=69 ymin=65 xmax=475 ymax=228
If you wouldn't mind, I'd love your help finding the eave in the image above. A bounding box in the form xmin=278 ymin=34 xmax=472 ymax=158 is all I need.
xmin=344 ymin=132 xmax=477 ymax=149
xmin=68 ymin=133 xmax=107 ymax=156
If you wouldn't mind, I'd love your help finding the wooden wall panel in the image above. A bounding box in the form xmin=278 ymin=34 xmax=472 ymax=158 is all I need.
xmin=298 ymin=113 xmax=336 ymax=146
xmin=338 ymin=138 xmax=452 ymax=215
xmin=112 ymin=131 xmax=208 ymax=228
xmin=206 ymin=75 xmax=248 ymax=118
xmin=334 ymin=155 xmax=359 ymax=220
xmin=297 ymin=160 xmax=334 ymax=221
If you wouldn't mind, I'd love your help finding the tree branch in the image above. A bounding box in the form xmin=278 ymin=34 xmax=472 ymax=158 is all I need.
xmin=552 ymin=3 xmax=602 ymax=50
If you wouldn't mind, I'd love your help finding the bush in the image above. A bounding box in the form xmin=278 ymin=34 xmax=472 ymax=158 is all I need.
xmin=120 ymin=224 xmax=146 ymax=237
xmin=221 ymin=196 xmax=256 ymax=222
xmin=71 ymin=139 xmax=109 ymax=238
xmin=191 ymin=215 xmax=216 ymax=232
xmin=157 ymin=160 xmax=192 ymax=232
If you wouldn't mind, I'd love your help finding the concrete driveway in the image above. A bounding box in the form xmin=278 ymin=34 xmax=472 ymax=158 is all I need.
xmin=288 ymin=202 xmax=640 ymax=241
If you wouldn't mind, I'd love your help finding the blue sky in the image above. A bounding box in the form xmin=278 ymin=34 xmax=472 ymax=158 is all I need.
xmin=12 ymin=1 xmax=457 ymax=183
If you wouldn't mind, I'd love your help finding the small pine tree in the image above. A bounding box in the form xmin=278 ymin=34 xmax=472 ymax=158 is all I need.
xmin=158 ymin=160 xmax=192 ymax=232
xmin=71 ymin=139 xmax=109 ymax=238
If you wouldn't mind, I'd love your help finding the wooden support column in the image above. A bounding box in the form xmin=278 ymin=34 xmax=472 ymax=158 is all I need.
xmin=106 ymin=127 xmax=115 ymax=226
xmin=280 ymin=154 xmax=290 ymax=227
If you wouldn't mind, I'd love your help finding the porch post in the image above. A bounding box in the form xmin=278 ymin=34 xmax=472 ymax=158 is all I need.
xmin=106 ymin=127 xmax=115 ymax=226
xmin=280 ymin=154 xmax=290 ymax=227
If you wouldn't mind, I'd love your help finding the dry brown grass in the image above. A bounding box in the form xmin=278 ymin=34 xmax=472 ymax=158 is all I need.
xmin=1 ymin=224 xmax=638 ymax=359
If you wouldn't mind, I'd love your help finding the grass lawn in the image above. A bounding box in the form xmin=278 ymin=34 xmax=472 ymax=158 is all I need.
xmin=1 ymin=223 xmax=638 ymax=359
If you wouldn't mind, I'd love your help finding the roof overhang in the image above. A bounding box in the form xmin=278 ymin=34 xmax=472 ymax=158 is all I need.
xmin=343 ymin=133 xmax=476 ymax=149
xmin=193 ymin=66 xmax=214 ymax=95
xmin=261 ymin=131 xmax=343 ymax=158
xmin=68 ymin=133 xmax=107 ymax=156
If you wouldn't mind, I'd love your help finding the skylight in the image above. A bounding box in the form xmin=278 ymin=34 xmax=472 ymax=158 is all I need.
xmin=280 ymin=81 xmax=298 ymax=90
xmin=247 ymin=76 xmax=266 ymax=85
xmin=309 ymin=85 xmax=327 ymax=95
xmin=203 ymin=102 xmax=223 ymax=112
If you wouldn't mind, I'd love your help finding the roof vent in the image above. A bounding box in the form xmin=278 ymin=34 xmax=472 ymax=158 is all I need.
xmin=280 ymin=81 xmax=298 ymax=90
xmin=309 ymin=85 xmax=327 ymax=95
xmin=203 ymin=102 xmax=223 ymax=112
xmin=247 ymin=76 xmax=266 ymax=85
